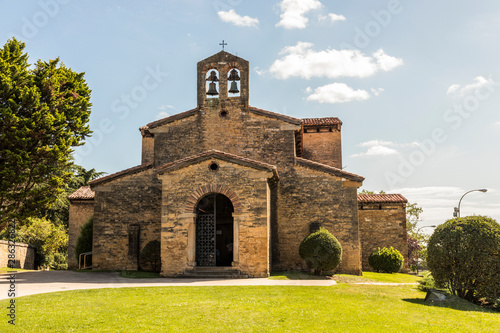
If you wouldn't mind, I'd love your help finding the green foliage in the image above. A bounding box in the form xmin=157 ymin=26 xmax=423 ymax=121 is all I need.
xmin=299 ymin=227 xmax=342 ymax=275
xmin=417 ymin=272 xmax=438 ymax=292
xmin=406 ymin=202 xmax=424 ymax=239
xmin=0 ymin=217 xmax=68 ymax=269
xmin=0 ymin=38 xmax=92 ymax=227
xmin=75 ymin=216 xmax=93 ymax=265
xmin=368 ymin=247 xmax=404 ymax=273
xmin=139 ymin=240 xmax=161 ymax=272
xmin=427 ymin=216 xmax=500 ymax=303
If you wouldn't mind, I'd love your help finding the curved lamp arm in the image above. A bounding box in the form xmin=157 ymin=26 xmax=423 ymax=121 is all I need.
xmin=457 ymin=189 xmax=487 ymax=217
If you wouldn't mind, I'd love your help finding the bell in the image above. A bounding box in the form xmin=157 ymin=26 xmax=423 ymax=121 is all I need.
xmin=228 ymin=69 xmax=240 ymax=81
xmin=207 ymin=82 xmax=218 ymax=95
xmin=206 ymin=70 xmax=219 ymax=82
xmin=228 ymin=81 xmax=239 ymax=94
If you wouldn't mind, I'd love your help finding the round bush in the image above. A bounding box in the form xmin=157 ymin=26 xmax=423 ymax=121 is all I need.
xmin=139 ymin=240 xmax=161 ymax=272
xmin=75 ymin=216 xmax=93 ymax=266
xmin=368 ymin=246 xmax=404 ymax=273
xmin=299 ymin=227 xmax=342 ymax=275
xmin=427 ymin=216 xmax=500 ymax=303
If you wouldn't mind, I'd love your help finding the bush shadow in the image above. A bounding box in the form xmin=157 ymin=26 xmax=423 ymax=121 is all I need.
xmin=402 ymin=296 xmax=498 ymax=313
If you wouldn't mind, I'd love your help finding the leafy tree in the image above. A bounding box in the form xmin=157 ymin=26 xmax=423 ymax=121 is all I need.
xmin=406 ymin=202 xmax=424 ymax=239
xmin=0 ymin=38 xmax=92 ymax=228
xmin=427 ymin=216 xmax=500 ymax=303
xmin=407 ymin=235 xmax=421 ymax=271
xmin=359 ymin=189 xmax=386 ymax=194
xmin=299 ymin=227 xmax=342 ymax=275
xmin=368 ymin=246 xmax=404 ymax=273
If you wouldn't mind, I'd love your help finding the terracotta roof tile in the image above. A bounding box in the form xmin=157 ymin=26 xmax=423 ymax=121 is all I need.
xmin=303 ymin=117 xmax=342 ymax=126
xmin=357 ymin=193 xmax=407 ymax=203
xmin=247 ymin=106 xmax=302 ymax=125
xmin=89 ymin=162 xmax=154 ymax=186
xmin=156 ymin=150 xmax=279 ymax=178
xmin=68 ymin=186 xmax=95 ymax=200
xmin=295 ymin=157 xmax=364 ymax=182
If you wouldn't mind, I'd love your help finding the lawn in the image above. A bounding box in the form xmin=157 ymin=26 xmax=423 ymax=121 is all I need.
xmin=1 ymin=283 xmax=498 ymax=332
xmin=270 ymin=270 xmax=422 ymax=284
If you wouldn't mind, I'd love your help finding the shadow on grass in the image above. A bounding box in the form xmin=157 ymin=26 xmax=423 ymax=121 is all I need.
xmin=269 ymin=271 xmax=331 ymax=280
xmin=402 ymin=296 xmax=498 ymax=313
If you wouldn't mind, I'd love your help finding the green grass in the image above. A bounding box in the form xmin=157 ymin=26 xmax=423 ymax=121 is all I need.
xmin=270 ymin=270 xmax=421 ymax=284
xmin=0 ymin=268 xmax=34 ymax=274
xmin=2 ymin=285 xmax=498 ymax=332
xmin=269 ymin=271 xmax=330 ymax=280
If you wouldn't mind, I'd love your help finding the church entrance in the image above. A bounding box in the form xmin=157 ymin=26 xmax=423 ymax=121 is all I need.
xmin=195 ymin=193 xmax=234 ymax=267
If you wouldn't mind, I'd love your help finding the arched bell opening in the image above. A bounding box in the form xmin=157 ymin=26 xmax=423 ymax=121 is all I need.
xmin=205 ymin=69 xmax=220 ymax=98
xmin=227 ymin=68 xmax=241 ymax=97
xmin=195 ymin=193 xmax=234 ymax=267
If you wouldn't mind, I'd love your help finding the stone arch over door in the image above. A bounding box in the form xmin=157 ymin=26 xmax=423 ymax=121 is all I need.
xmin=185 ymin=184 xmax=242 ymax=213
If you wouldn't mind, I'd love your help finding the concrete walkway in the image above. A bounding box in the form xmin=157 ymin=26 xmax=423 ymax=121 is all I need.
xmin=0 ymin=271 xmax=337 ymax=299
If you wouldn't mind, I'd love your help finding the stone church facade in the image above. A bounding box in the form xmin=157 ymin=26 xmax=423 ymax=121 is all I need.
xmin=68 ymin=51 xmax=408 ymax=277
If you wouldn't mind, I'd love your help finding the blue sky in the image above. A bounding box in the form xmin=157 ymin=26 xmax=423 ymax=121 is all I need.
xmin=2 ymin=0 xmax=500 ymax=229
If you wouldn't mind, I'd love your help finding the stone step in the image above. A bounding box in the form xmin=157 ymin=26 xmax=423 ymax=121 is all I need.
xmin=180 ymin=267 xmax=248 ymax=279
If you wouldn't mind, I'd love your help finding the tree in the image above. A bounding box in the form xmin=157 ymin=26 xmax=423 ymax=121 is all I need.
xmin=406 ymin=202 xmax=424 ymax=239
xmin=368 ymin=246 xmax=404 ymax=273
xmin=359 ymin=189 xmax=386 ymax=194
xmin=407 ymin=235 xmax=421 ymax=271
xmin=0 ymin=38 xmax=92 ymax=228
xmin=427 ymin=216 xmax=500 ymax=303
xmin=75 ymin=216 xmax=93 ymax=266
xmin=299 ymin=227 xmax=342 ymax=275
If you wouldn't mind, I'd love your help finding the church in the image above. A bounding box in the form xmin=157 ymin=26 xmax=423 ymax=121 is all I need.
xmin=68 ymin=50 xmax=408 ymax=277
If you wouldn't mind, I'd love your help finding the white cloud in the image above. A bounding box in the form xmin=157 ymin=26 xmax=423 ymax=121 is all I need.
xmin=269 ymin=42 xmax=403 ymax=79
xmin=306 ymin=83 xmax=370 ymax=104
xmin=371 ymin=87 xmax=384 ymax=96
xmin=359 ymin=140 xmax=395 ymax=147
xmin=155 ymin=105 xmax=175 ymax=120
xmin=446 ymin=76 xmax=495 ymax=97
xmin=351 ymin=140 xmax=422 ymax=157
xmin=155 ymin=111 xmax=170 ymax=120
xmin=218 ymin=9 xmax=259 ymax=27
xmin=254 ymin=67 xmax=266 ymax=75
xmin=276 ymin=0 xmax=322 ymax=29
xmin=319 ymin=13 xmax=346 ymax=22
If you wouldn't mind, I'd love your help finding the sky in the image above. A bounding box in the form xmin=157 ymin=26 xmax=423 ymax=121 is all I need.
xmin=2 ymin=0 xmax=500 ymax=230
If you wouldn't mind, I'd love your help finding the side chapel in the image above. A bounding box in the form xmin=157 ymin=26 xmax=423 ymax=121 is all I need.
xmin=68 ymin=50 xmax=408 ymax=277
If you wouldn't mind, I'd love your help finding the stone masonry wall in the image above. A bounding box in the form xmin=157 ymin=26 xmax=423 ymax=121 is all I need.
xmin=68 ymin=200 xmax=94 ymax=269
xmin=275 ymin=165 xmax=362 ymax=275
xmin=302 ymin=127 xmax=342 ymax=168
xmin=157 ymin=159 xmax=273 ymax=278
xmin=0 ymin=240 xmax=35 ymax=270
xmin=91 ymin=169 xmax=161 ymax=271
xmin=358 ymin=203 xmax=408 ymax=271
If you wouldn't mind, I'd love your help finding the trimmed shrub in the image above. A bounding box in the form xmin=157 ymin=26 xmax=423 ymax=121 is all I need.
xmin=368 ymin=246 xmax=404 ymax=273
xmin=139 ymin=240 xmax=161 ymax=273
xmin=75 ymin=216 xmax=93 ymax=266
xmin=299 ymin=227 xmax=342 ymax=275
xmin=427 ymin=216 xmax=500 ymax=303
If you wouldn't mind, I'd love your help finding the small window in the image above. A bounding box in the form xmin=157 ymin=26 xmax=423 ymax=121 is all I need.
xmin=209 ymin=162 xmax=219 ymax=171
xmin=219 ymin=110 xmax=228 ymax=118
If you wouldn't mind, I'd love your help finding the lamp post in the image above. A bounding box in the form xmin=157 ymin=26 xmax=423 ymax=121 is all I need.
xmin=454 ymin=189 xmax=488 ymax=218
xmin=415 ymin=225 xmax=436 ymax=275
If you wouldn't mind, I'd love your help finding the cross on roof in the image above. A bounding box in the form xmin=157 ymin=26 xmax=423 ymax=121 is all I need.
xmin=219 ymin=40 xmax=227 ymax=51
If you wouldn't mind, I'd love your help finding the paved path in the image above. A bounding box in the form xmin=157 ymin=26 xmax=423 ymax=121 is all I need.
xmin=0 ymin=271 xmax=336 ymax=299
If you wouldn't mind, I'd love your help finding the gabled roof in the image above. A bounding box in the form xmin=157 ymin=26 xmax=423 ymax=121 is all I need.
xmin=89 ymin=162 xmax=154 ymax=186
xmin=68 ymin=186 xmax=95 ymax=200
xmin=145 ymin=108 xmax=199 ymax=130
xmin=199 ymin=50 xmax=249 ymax=65
xmin=156 ymin=150 xmax=279 ymax=178
xmin=247 ymin=106 xmax=302 ymax=125
xmin=303 ymin=117 xmax=342 ymax=126
xmin=295 ymin=157 xmax=364 ymax=182
xmin=357 ymin=193 xmax=407 ymax=203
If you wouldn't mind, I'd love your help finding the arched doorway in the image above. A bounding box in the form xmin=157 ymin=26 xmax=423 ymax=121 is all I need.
xmin=195 ymin=193 xmax=234 ymax=266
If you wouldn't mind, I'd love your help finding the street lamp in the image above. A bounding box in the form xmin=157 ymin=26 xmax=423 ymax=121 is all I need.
xmin=454 ymin=189 xmax=488 ymax=217
xmin=415 ymin=225 xmax=436 ymax=275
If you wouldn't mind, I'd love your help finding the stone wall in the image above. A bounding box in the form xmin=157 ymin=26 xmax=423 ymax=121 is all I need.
xmin=157 ymin=158 xmax=274 ymax=277
xmin=302 ymin=127 xmax=342 ymax=168
xmin=0 ymin=240 xmax=35 ymax=270
xmin=68 ymin=200 xmax=94 ymax=269
xmin=275 ymin=165 xmax=362 ymax=275
xmin=358 ymin=203 xmax=408 ymax=271
xmin=91 ymin=169 xmax=162 ymax=271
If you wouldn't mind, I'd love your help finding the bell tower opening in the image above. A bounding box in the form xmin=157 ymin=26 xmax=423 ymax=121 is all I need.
xmin=195 ymin=193 xmax=234 ymax=267
xmin=197 ymin=50 xmax=249 ymax=108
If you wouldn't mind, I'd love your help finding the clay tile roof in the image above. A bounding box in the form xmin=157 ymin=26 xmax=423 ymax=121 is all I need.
xmin=295 ymin=157 xmax=364 ymax=182
xmin=146 ymin=108 xmax=199 ymax=129
xmin=88 ymin=162 xmax=154 ymax=186
xmin=247 ymin=106 xmax=302 ymax=125
xmin=357 ymin=193 xmax=408 ymax=203
xmin=156 ymin=150 xmax=279 ymax=178
xmin=302 ymin=117 xmax=342 ymax=126
xmin=68 ymin=186 xmax=95 ymax=200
